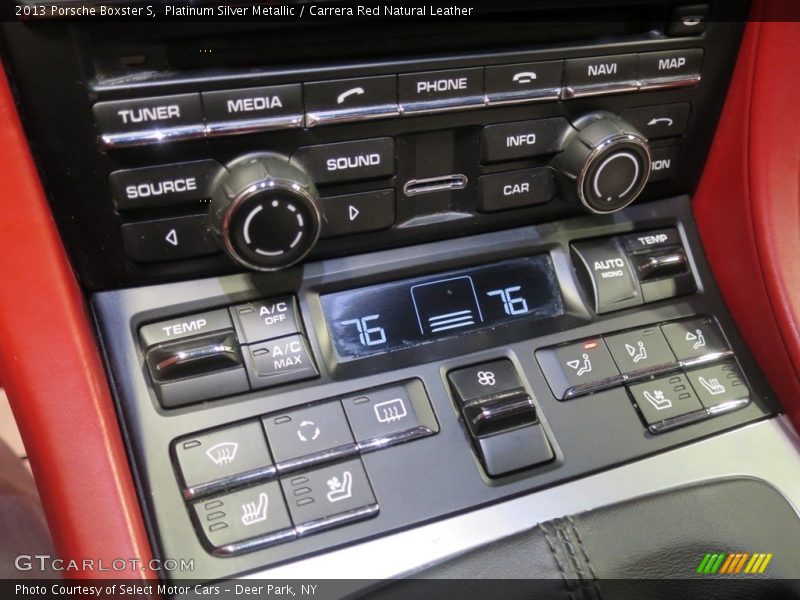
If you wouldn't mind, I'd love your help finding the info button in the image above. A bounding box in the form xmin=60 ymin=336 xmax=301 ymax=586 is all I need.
xmin=480 ymin=117 xmax=569 ymax=163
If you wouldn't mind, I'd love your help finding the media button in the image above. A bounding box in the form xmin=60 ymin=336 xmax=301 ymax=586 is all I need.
xmin=202 ymin=84 xmax=303 ymax=134
xmin=304 ymin=75 xmax=398 ymax=126
xmin=485 ymin=61 xmax=563 ymax=105
xmin=563 ymin=54 xmax=638 ymax=98
xmin=398 ymin=67 xmax=484 ymax=114
xmin=93 ymin=93 xmax=205 ymax=148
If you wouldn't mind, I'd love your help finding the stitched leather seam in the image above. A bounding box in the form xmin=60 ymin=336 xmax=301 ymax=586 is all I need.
xmin=567 ymin=515 xmax=603 ymax=600
xmin=540 ymin=522 xmax=580 ymax=600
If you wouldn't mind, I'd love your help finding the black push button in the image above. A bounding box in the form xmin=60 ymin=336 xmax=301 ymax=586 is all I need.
xmin=667 ymin=4 xmax=709 ymax=36
xmin=262 ymin=402 xmax=356 ymax=469
xmin=648 ymin=146 xmax=680 ymax=183
xmin=628 ymin=373 xmax=704 ymax=431
xmin=202 ymin=84 xmax=303 ymax=132
xmin=121 ymin=215 xmax=220 ymax=263
xmin=661 ymin=318 xmax=729 ymax=363
xmin=477 ymin=168 xmax=556 ymax=212
xmin=476 ymin=423 xmax=554 ymax=477
xmin=448 ymin=359 xmax=524 ymax=404
xmin=480 ymin=117 xmax=568 ymax=163
xmin=571 ymin=238 xmax=642 ymax=314
xmin=536 ymin=338 xmax=622 ymax=399
xmin=563 ymin=54 xmax=638 ymax=98
xmin=110 ymin=160 xmax=223 ymax=211
xmin=141 ymin=308 xmax=233 ymax=348
xmin=319 ymin=189 xmax=395 ymax=238
xmin=243 ymin=334 xmax=318 ymax=389
xmin=604 ymin=326 xmax=677 ymax=375
xmin=621 ymin=228 xmax=683 ymax=253
xmin=230 ymin=296 xmax=301 ymax=344
xmin=686 ymin=361 xmax=750 ymax=411
xmin=281 ymin=458 xmax=378 ymax=533
xmin=193 ymin=481 xmax=294 ymax=552
xmin=638 ymin=49 xmax=703 ymax=86
xmin=621 ymin=104 xmax=691 ymax=140
xmin=93 ymin=94 xmax=204 ymax=147
xmin=304 ymin=76 xmax=398 ymax=126
xmin=398 ymin=68 xmax=483 ymax=113
xmin=341 ymin=380 xmax=438 ymax=449
xmin=485 ymin=61 xmax=563 ymax=104
xmin=174 ymin=421 xmax=275 ymax=499
xmin=293 ymin=138 xmax=395 ymax=185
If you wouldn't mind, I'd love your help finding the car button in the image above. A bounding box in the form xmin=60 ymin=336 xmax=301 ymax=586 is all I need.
xmin=448 ymin=359 xmax=525 ymax=404
xmin=202 ymin=84 xmax=303 ymax=134
xmin=174 ymin=421 xmax=275 ymax=499
xmin=110 ymin=160 xmax=223 ymax=211
xmin=230 ymin=296 xmax=301 ymax=344
xmin=93 ymin=93 xmax=205 ymax=148
xmin=262 ymin=401 xmax=356 ymax=470
xmin=485 ymin=61 xmax=563 ymax=105
xmin=398 ymin=67 xmax=484 ymax=114
xmin=628 ymin=373 xmax=705 ymax=432
xmin=281 ymin=458 xmax=378 ymax=534
xmin=121 ymin=215 xmax=220 ymax=263
xmin=319 ymin=189 xmax=395 ymax=238
xmin=604 ymin=326 xmax=677 ymax=375
xmin=571 ymin=237 xmax=643 ymax=314
xmin=638 ymin=49 xmax=704 ymax=88
xmin=477 ymin=168 xmax=557 ymax=212
xmin=341 ymin=380 xmax=438 ymax=450
xmin=304 ymin=75 xmax=398 ymax=126
xmin=192 ymin=481 xmax=294 ymax=553
xmin=242 ymin=334 xmax=319 ymax=389
xmin=621 ymin=103 xmax=691 ymax=140
xmin=292 ymin=138 xmax=395 ymax=185
xmin=685 ymin=361 xmax=750 ymax=411
xmin=141 ymin=308 xmax=233 ymax=348
xmin=536 ymin=338 xmax=622 ymax=399
xmin=563 ymin=54 xmax=638 ymax=98
xmin=660 ymin=318 xmax=730 ymax=363
xmin=480 ymin=117 xmax=569 ymax=163
xmin=648 ymin=146 xmax=680 ymax=183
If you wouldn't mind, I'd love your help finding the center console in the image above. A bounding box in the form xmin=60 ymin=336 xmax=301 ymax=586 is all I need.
xmin=2 ymin=0 xmax=780 ymax=586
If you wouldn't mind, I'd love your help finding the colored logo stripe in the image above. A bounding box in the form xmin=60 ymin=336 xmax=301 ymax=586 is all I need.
xmin=697 ymin=552 xmax=773 ymax=574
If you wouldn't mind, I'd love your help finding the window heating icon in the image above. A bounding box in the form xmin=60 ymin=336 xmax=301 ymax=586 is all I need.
xmin=373 ymin=398 xmax=408 ymax=424
xmin=205 ymin=442 xmax=239 ymax=466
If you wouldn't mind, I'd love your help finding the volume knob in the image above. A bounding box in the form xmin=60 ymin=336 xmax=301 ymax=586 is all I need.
xmin=208 ymin=153 xmax=321 ymax=271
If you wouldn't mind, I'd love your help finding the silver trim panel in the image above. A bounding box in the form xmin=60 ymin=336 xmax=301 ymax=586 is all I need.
xmin=305 ymin=104 xmax=400 ymax=127
xmin=99 ymin=125 xmax=207 ymax=149
xmin=205 ymin=115 xmax=304 ymax=136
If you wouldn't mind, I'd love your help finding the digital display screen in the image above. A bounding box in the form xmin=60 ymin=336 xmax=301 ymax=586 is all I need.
xmin=320 ymin=256 xmax=564 ymax=359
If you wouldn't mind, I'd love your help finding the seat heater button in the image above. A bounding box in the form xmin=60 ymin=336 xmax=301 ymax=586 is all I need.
xmin=243 ymin=334 xmax=318 ymax=390
xmin=192 ymin=481 xmax=294 ymax=551
xmin=261 ymin=401 xmax=355 ymax=469
xmin=536 ymin=338 xmax=622 ymax=399
xmin=174 ymin=421 xmax=274 ymax=498
xmin=628 ymin=373 xmax=704 ymax=430
xmin=280 ymin=458 xmax=378 ymax=533
xmin=685 ymin=360 xmax=750 ymax=410
xmin=230 ymin=296 xmax=302 ymax=344
xmin=604 ymin=326 xmax=677 ymax=375
xmin=571 ymin=237 xmax=642 ymax=314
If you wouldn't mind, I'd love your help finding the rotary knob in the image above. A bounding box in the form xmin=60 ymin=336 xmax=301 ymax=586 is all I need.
xmin=553 ymin=112 xmax=651 ymax=214
xmin=208 ymin=153 xmax=321 ymax=271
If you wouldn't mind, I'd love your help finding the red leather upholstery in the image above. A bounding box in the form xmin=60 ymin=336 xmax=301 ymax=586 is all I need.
xmin=0 ymin=66 xmax=153 ymax=578
xmin=694 ymin=3 xmax=800 ymax=427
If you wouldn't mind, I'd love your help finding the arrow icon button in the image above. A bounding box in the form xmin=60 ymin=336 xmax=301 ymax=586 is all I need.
xmin=348 ymin=205 xmax=360 ymax=221
xmin=165 ymin=228 xmax=179 ymax=247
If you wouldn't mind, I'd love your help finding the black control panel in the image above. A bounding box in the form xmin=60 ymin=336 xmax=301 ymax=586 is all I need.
xmin=1 ymin=2 xmax=748 ymax=288
xmin=93 ymin=197 xmax=780 ymax=580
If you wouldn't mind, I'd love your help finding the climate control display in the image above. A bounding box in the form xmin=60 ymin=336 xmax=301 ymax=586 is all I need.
xmin=321 ymin=255 xmax=564 ymax=359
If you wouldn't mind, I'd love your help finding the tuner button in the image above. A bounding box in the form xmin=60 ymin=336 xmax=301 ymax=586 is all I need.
xmin=208 ymin=154 xmax=321 ymax=272
xmin=553 ymin=113 xmax=651 ymax=214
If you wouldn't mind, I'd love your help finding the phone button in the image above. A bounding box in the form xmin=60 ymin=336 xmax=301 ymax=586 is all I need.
xmin=485 ymin=61 xmax=564 ymax=105
xmin=304 ymin=75 xmax=398 ymax=127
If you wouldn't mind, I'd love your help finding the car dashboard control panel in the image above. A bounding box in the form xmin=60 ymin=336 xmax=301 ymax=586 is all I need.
xmin=1 ymin=1 xmax=749 ymax=288
xmin=93 ymin=196 xmax=780 ymax=582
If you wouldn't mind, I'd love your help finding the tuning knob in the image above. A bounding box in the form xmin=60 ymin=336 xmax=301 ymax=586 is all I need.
xmin=208 ymin=153 xmax=321 ymax=271
xmin=552 ymin=112 xmax=651 ymax=214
